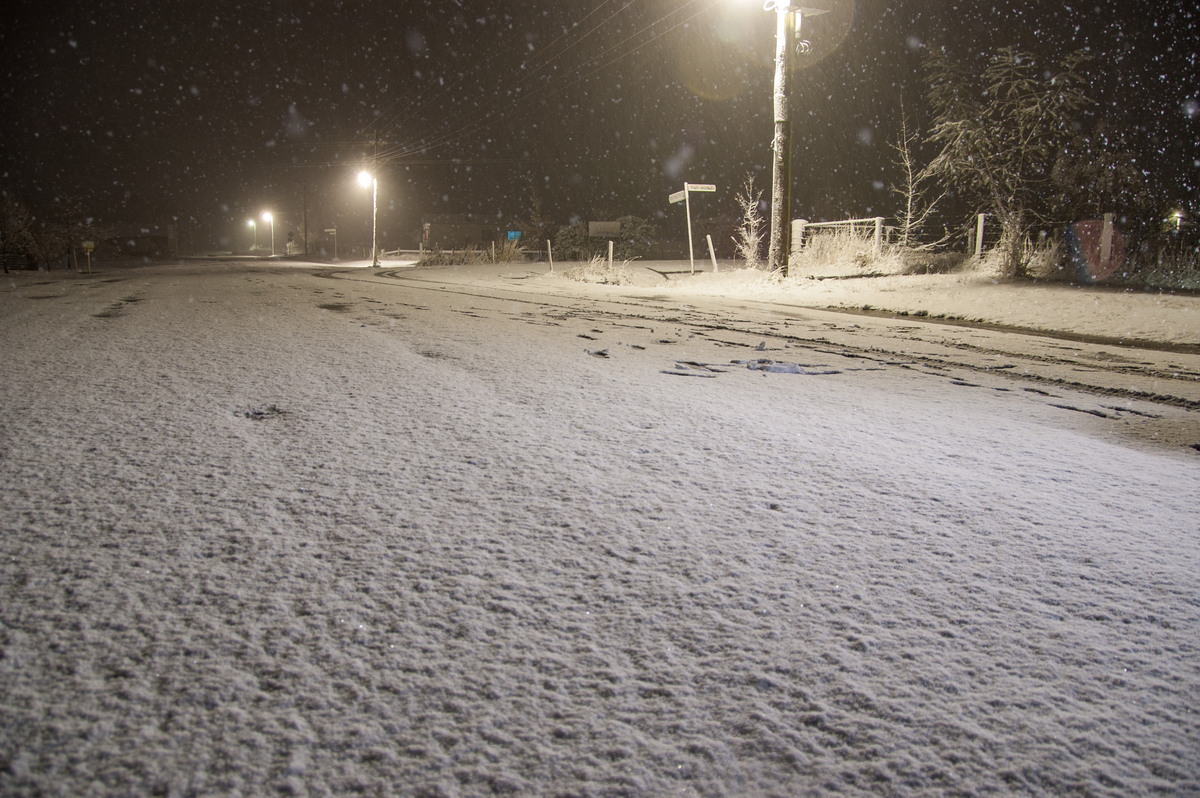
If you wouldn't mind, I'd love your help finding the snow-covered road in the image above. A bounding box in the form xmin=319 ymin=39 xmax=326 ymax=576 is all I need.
xmin=2 ymin=260 xmax=1198 ymax=796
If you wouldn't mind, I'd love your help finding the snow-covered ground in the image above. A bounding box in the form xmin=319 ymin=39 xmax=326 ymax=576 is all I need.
xmin=2 ymin=259 xmax=1198 ymax=796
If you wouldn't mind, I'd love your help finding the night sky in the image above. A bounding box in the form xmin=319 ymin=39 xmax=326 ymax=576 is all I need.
xmin=2 ymin=0 xmax=1196 ymax=251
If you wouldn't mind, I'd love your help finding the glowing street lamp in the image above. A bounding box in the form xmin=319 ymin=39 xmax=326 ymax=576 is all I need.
xmin=357 ymin=170 xmax=379 ymax=267
xmin=261 ymin=211 xmax=275 ymax=256
xmin=246 ymin=218 xmax=257 ymax=252
xmin=764 ymin=1 xmax=826 ymax=276
xmin=1172 ymin=210 xmax=1184 ymax=233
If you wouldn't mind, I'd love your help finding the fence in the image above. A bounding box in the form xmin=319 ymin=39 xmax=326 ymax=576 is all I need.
xmin=1 ymin=253 xmax=28 ymax=272
xmin=791 ymin=216 xmax=886 ymax=258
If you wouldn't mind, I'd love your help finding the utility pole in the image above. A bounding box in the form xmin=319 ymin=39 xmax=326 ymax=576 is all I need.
xmin=367 ymin=132 xmax=384 ymax=267
xmin=302 ymin=183 xmax=309 ymax=256
xmin=766 ymin=3 xmax=825 ymax=277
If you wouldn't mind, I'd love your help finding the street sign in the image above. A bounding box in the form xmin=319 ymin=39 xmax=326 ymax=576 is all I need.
xmin=589 ymin=221 xmax=621 ymax=236
xmin=324 ymin=228 xmax=336 ymax=234
xmin=669 ymin=182 xmax=718 ymax=273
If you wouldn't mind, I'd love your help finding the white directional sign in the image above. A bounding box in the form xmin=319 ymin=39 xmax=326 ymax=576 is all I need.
xmin=668 ymin=182 xmax=719 ymax=273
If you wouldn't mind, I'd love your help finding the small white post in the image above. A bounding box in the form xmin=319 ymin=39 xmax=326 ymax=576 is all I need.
xmin=546 ymin=239 xmax=554 ymax=272
xmin=685 ymin=190 xmax=695 ymax=273
xmin=608 ymin=239 xmax=614 ymax=268
xmin=706 ymin=234 xmax=718 ymax=272
xmin=975 ymin=213 xmax=986 ymax=259
xmin=491 ymin=241 xmax=496 ymax=262
xmin=873 ymin=216 xmax=884 ymax=255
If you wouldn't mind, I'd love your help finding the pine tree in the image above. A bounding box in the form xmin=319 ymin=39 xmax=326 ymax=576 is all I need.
xmin=922 ymin=47 xmax=1091 ymax=277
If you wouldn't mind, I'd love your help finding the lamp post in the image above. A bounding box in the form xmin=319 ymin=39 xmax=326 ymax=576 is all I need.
xmin=261 ymin=212 xmax=275 ymax=256
xmin=357 ymin=170 xmax=379 ymax=267
xmin=247 ymin=219 xmax=257 ymax=252
xmin=764 ymin=2 xmax=825 ymax=277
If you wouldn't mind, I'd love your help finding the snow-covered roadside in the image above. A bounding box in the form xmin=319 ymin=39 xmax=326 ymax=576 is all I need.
xmin=2 ymin=260 xmax=1198 ymax=796
xmin=557 ymin=260 xmax=1200 ymax=348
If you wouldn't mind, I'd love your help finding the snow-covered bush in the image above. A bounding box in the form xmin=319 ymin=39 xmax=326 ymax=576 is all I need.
xmin=553 ymin=217 xmax=654 ymax=262
xmin=492 ymin=240 xmax=527 ymax=263
xmin=418 ymin=246 xmax=492 ymax=266
xmin=1119 ymin=239 xmax=1200 ymax=290
xmin=562 ymin=254 xmax=634 ymax=285
xmin=553 ymin=222 xmax=591 ymax=261
xmin=898 ymin=249 xmax=968 ymax=275
xmin=731 ymin=175 xmax=766 ymax=269
xmin=788 ymin=229 xmax=905 ymax=278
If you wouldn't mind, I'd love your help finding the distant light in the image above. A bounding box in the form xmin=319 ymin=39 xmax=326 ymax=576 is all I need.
xmin=357 ymin=170 xmax=374 ymax=187
xmin=261 ymin=211 xmax=272 ymax=222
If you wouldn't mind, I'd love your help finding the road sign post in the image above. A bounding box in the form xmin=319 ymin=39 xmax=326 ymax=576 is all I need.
xmin=324 ymin=227 xmax=337 ymax=260
xmin=669 ymin=183 xmax=717 ymax=273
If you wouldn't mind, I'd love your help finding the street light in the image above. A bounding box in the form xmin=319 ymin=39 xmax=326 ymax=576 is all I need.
xmin=261 ymin=211 xmax=275 ymax=256
xmin=357 ymin=170 xmax=379 ymax=267
xmin=246 ymin=219 xmax=257 ymax=252
xmin=764 ymin=1 xmax=826 ymax=276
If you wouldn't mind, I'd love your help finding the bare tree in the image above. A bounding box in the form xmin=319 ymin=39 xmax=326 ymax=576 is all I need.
xmin=53 ymin=196 xmax=112 ymax=270
xmin=517 ymin=172 xmax=555 ymax=253
xmin=1 ymin=195 xmax=34 ymax=273
xmin=922 ymin=47 xmax=1091 ymax=277
xmin=889 ymin=108 xmax=946 ymax=249
xmin=25 ymin=214 xmax=69 ymax=270
xmin=731 ymin=175 xmax=766 ymax=269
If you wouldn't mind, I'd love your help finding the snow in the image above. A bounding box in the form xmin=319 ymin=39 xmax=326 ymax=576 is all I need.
xmin=2 ymin=258 xmax=1198 ymax=796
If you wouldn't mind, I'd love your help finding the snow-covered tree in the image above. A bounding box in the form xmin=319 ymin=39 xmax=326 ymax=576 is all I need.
xmin=1051 ymin=120 xmax=1155 ymax=228
xmin=889 ymin=109 xmax=946 ymax=249
xmin=1 ymin=195 xmax=34 ymax=272
xmin=516 ymin=173 xmax=555 ymax=252
xmin=24 ymin=215 xmax=69 ymax=270
xmin=732 ymin=175 xmax=766 ymax=269
xmin=553 ymin=222 xmax=591 ymax=261
xmin=613 ymin=215 xmax=653 ymax=261
xmin=922 ymin=47 xmax=1092 ymax=277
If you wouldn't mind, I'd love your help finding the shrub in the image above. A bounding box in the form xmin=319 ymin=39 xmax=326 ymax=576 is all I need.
xmin=492 ymin=240 xmax=527 ymax=263
xmin=418 ymin=246 xmax=491 ymax=266
xmin=613 ymin=215 xmax=654 ymax=260
xmin=563 ymin=254 xmax=635 ymax=285
xmin=1114 ymin=238 xmax=1200 ymax=291
xmin=553 ymin=216 xmax=655 ymax=262
xmin=788 ymin=229 xmax=905 ymax=278
xmin=731 ymin=175 xmax=766 ymax=269
xmin=553 ymin=222 xmax=592 ymax=261
xmin=899 ymin=249 xmax=968 ymax=275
